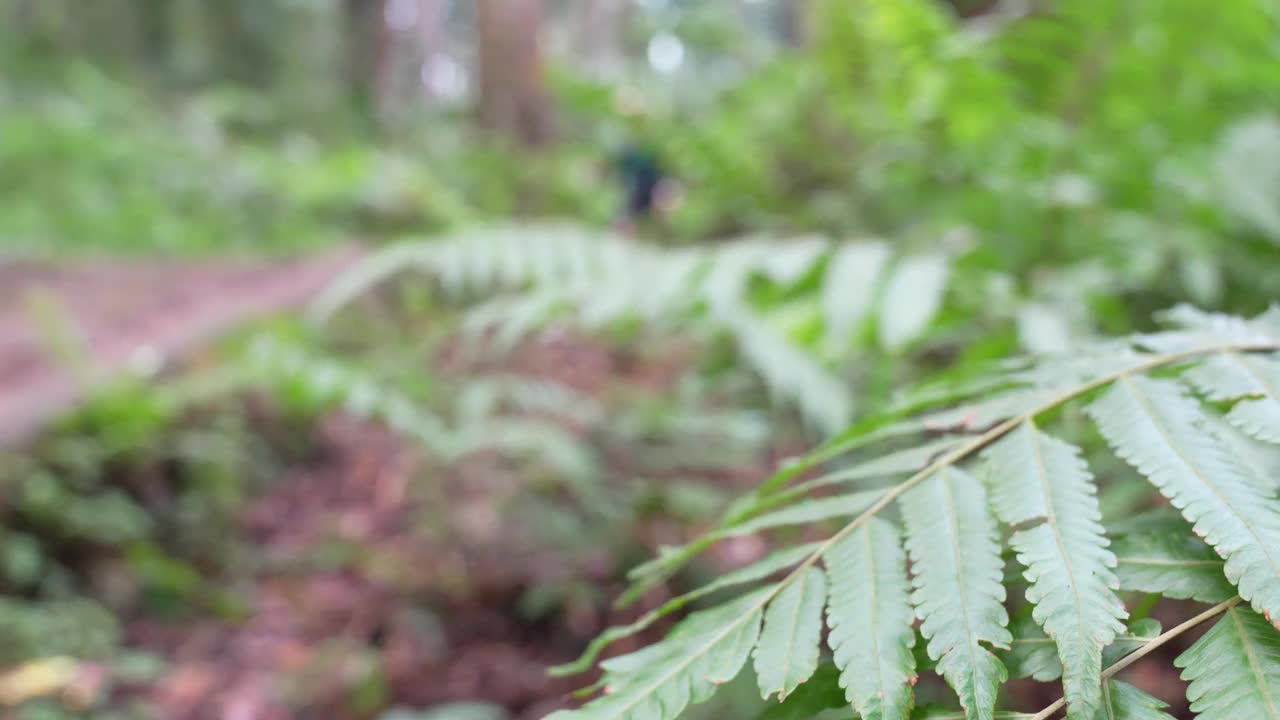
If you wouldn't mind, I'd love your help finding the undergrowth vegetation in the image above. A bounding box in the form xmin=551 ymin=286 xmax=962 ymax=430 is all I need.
xmin=3 ymin=0 xmax=1280 ymax=718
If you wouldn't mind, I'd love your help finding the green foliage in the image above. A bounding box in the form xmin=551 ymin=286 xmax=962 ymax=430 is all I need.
xmin=983 ymin=423 xmax=1126 ymax=717
xmin=312 ymin=225 xmax=966 ymax=434
xmin=1176 ymin=607 xmax=1280 ymax=720
xmin=753 ymin=566 xmax=827 ymax=702
xmin=1087 ymin=376 xmax=1280 ymax=624
xmin=554 ymin=306 xmax=1280 ymax=720
xmin=0 ymin=598 xmax=119 ymax=665
xmin=826 ymin=519 xmax=916 ymax=720
xmin=641 ymin=0 xmax=1280 ymax=316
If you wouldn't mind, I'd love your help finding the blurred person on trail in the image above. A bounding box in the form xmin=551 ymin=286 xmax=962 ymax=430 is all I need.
xmin=611 ymin=93 xmax=681 ymax=236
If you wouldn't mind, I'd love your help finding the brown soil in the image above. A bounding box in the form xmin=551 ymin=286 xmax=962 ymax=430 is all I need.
xmin=0 ymin=248 xmax=360 ymax=447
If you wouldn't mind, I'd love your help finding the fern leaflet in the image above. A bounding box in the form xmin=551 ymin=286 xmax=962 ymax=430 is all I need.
xmin=1087 ymin=376 xmax=1280 ymax=625
xmin=1185 ymin=352 xmax=1280 ymax=444
xmin=982 ymin=422 xmax=1127 ymax=719
xmin=754 ymin=566 xmax=827 ymax=701
xmin=901 ymin=467 xmax=1010 ymax=720
xmin=1175 ymin=606 xmax=1280 ymax=720
xmin=825 ymin=518 xmax=916 ymax=720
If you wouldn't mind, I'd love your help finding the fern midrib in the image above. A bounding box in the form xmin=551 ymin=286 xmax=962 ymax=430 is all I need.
xmin=864 ymin=524 xmax=894 ymax=717
xmin=939 ymin=469 xmax=988 ymax=710
xmin=1025 ymin=422 xmax=1091 ymax=651
xmin=598 ymin=604 xmax=757 ymax=719
xmin=1122 ymin=376 xmax=1280 ymax=580
xmin=773 ymin=572 xmax=807 ymax=698
xmin=1231 ymin=609 xmax=1280 ymax=719
xmin=1009 ymin=633 xmax=1153 ymax=648
xmin=1101 ymin=680 xmax=1117 ymax=720
xmin=1116 ymin=557 xmax=1222 ymax=568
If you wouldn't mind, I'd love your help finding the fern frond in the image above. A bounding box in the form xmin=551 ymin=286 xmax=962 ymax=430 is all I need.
xmin=1110 ymin=522 xmax=1235 ymax=603
xmin=878 ymin=253 xmax=950 ymax=352
xmin=1100 ymin=681 xmax=1176 ymax=720
xmin=1001 ymin=616 xmax=1161 ymax=685
xmin=754 ymin=566 xmax=827 ymax=701
xmin=1087 ymin=376 xmax=1280 ymax=625
xmin=901 ymin=467 xmax=1010 ymax=720
xmin=823 ymin=241 xmax=891 ymax=347
xmin=620 ymin=490 xmax=880 ymax=599
xmin=561 ymin=320 xmax=1280 ymax=720
xmin=826 ymin=518 xmax=917 ymax=720
xmin=728 ymin=490 xmax=884 ymax=538
xmin=720 ymin=306 xmax=853 ymax=435
xmin=554 ymin=543 xmax=822 ymax=678
xmin=548 ymin=588 xmax=771 ymax=720
xmin=1185 ymin=352 xmax=1280 ymax=444
xmin=789 ymin=435 xmax=966 ymax=495
xmin=981 ymin=422 xmax=1127 ymax=719
xmin=312 ymin=225 xmax=956 ymax=433
xmin=1143 ymin=305 xmax=1280 ymax=353
xmin=1175 ymin=606 xmax=1280 ymax=720
xmin=1000 ymin=614 xmax=1062 ymax=683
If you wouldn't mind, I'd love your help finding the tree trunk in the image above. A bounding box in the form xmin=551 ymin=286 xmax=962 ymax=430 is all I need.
xmin=344 ymin=0 xmax=394 ymax=123
xmin=780 ymin=0 xmax=811 ymax=48
xmin=475 ymin=0 xmax=552 ymax=145
xmin=414 ymin=0 xmax=447 ymax=103
xmin=573 ymin=0 xmax=626 ymax=75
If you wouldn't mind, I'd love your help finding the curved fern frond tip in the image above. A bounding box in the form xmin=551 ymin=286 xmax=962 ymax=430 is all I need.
xmin=555 ymin=312 xmax=1280 ymax=720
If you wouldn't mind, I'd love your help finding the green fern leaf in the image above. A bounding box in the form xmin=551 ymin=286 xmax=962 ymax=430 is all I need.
xmin=878 ymin=253 xmax=949 ymax=351
xmin=1111 ymin=528 xmax=1235 ymax=603
xmin=1001 ymin=613 xmax=1062 ymax=682
xmin=1185 ymin=353 xmax=1280 ymax=444
xmin=756 ymin=663 xmax=846 ymax=720
xmin=1175 ymin=607 xmax=1280 ymax=720
xmin=1087 ymin=376 xmax=1280 ymax=626
xmin=824 ymin=241 xmax=891 ymax=346
xmin=554 ymin=542 xmax=822 ymax=677
xmin=620 ymin=490 xmax=884 ymax=600
xmin=1101 ymin=681 xmax=1176 ymax=720
xmin=754 ymin=566 xmax=828 ymax=701
xmin=797 ymin=435 xmax=965 ymax=493
xmin=826 ymin=518 xmax=917 ymax=720
xmin=1207 ymin=416 xmax=1280 ymax=494
xmin=552 ymin=589 xmax=770 ymax=720
xmin=722 ymin=306 xmax=853 ymax=435
xmin=727 ymin=490 xmax=884 ymax=538
xmin=981 ymin=422 xmax=1127 ymax=719
xmin=900 ymin=467 xmax=1010 ymax=720
xmin=1002 ymin=616 xmax=1161 ymax=683
xmin=923 ymin=680 xmax=1174 ymax=719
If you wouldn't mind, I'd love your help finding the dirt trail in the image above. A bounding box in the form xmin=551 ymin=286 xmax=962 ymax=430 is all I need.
xmin=0 ymin=247 xmax=360 ymax=447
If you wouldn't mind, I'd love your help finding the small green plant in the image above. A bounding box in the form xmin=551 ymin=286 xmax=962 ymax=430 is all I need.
xmin=550 ymin=305 xmax=1280 ymax=720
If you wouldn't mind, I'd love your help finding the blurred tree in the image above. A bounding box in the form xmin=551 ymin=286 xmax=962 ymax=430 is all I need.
xmin=476 ymin=0 xmax=553 ymax=145
xmin=345 ymin=0 xmax=394 ymax=122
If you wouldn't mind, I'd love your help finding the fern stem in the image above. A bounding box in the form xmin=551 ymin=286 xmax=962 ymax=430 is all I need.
xmin=1027 ymin=597 xmax=1242 ymax=720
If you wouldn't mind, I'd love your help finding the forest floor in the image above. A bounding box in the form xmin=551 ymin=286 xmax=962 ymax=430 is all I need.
xmin=0 ymin=248 xmax=359 ymax=448
xmin=0 ymin=255 xmax=1204 ymax=719
xmin=0 ymin=255 xmax=773 ymax=718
